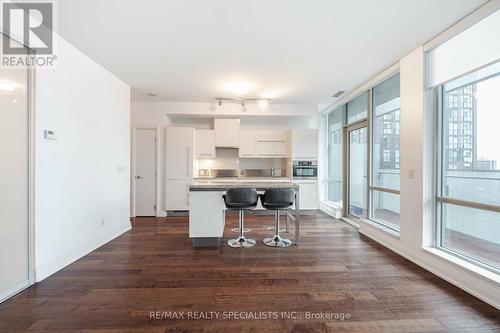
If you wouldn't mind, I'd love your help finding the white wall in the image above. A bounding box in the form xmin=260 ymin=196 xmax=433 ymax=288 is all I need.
xmin=35 ymin=36 xmax=131 ymax=281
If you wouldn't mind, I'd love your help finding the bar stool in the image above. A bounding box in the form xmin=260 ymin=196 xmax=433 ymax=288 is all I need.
xmin=223 ymin=188 xmax=259 ymax=248
xmin=260 ymin=188 xmax=295 ymax=248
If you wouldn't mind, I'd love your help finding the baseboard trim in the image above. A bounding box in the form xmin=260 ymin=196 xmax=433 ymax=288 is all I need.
xmin=35 ymin=224 xmax=132 ymax=282
xmin=319 ymin=201 xmax=342 ymax=219
xmin=359 ymin=227 xmax=500 ymax=310
xmin=0 ymin=280 xmax=30 ymax=304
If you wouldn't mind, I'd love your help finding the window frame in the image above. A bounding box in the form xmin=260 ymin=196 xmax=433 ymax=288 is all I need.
xmin=435 ymin=71 xmax=500 ymax=274
xmin=368 ymin=73 xmax=401 ymax=232
xmin=325 ymin=106 xmax=346 ymax=206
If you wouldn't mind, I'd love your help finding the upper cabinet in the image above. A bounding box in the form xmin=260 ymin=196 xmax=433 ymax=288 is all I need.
xmin=255 ymin=130 xmax=288 ymax=143
xmin=195 ymin=130 xmax=215 ymax=158
xmin=292 ymin=129 xmax=318 ymax=160
xmin=214 ymin=118 xmax=240 ymax=148
xmin=239 ymin=130 xmax=256 ymax=157
xmin=240 ymin=130 xmax=290 ymax=158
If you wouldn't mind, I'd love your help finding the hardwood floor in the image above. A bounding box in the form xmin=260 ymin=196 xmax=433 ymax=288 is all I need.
xmin=0 ymin=212 xmax=499 ymax=332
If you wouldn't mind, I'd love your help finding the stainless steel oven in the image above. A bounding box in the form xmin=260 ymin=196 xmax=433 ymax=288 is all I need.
xmin=293 ymin=160 xmax=317 ymax=179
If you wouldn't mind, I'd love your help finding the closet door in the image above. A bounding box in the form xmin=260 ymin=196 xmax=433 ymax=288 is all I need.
xmin=0 ymin=35 xmax=31 ymax=302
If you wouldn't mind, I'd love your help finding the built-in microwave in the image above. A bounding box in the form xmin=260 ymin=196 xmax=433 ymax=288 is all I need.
xmin=293 ymin=160 xmax=317 ymax=179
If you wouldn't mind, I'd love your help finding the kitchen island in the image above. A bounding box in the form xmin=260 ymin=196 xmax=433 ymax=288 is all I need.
xmin=189 ymin=181 xmax=300 ymax=248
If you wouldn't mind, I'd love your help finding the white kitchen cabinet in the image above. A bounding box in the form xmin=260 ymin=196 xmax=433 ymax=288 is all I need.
xmin=239 ymin=129 xmax=290 ymax=158
xmin=292 ymin=129 xmax=318 ymax=160
xmin=214 ymin=118 xmax=240 ymax=148
xmin=166 ymin=127 xmax=194 ymax=179
xmin=195 ymin=129 xmax=215 ymax=158
xmin=166 ymin=179 xmax=191 ymax=210
xmin=296 ymin=180 xmax=318 ymax=210
xmin=255 ymin=142 xmax=288 ymax=157
xmin=239 ymin=130 xmax=256 ymax=157
xmin=255 ymin=130 xmax=288 ymax=143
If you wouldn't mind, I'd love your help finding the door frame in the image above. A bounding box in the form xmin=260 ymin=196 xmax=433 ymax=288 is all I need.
xmin=131 ymin=126 xmax=160 ymax=218
xmin=343 ymin=120 xmax=369 ymax=221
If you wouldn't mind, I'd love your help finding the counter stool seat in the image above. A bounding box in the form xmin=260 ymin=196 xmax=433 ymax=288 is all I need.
xmin=260 ymin=188 xmax=295 ymax=248
xmin=223 ymin=188 xmax=258 ymax=248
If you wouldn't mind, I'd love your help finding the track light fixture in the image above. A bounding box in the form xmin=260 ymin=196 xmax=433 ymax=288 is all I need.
xmin=215 ymin=97 xmax=269 ymax=107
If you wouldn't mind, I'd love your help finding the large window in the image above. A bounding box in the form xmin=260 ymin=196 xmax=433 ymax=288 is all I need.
xmin=327 ymin=107 xmax=344 ymax=205
xmin=437 ymin=62 xmax=500 ymax=271
xmin=370 ymin=74 xmax=401 ymax=230
xmin=347 ymin=91 xmax=368 ymax=124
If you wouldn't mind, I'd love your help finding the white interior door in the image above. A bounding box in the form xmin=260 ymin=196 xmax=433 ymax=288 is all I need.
xmin=0 ymin=36 xmax=31 ymax=301
xmin=134 ymin=129 xmax=156 ymax=216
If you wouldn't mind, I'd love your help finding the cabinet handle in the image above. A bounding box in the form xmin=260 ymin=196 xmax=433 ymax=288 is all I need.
xmin=186 ymin=147 xmax=191 ymax=177
xmin=258 ymin=154 xmax=287 ymax=156
xmin=256 ymin=140 xmax=286 ymax=143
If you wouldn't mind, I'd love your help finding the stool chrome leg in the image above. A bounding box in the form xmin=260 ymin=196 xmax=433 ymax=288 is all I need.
xmin=263 ymin=210 xmax=292 ymax=248
xmin=228 ymin=210 xmax=256 ymax=248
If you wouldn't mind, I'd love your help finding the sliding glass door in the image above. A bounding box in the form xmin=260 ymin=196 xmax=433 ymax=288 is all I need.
xmin=0 ymin=35 xmax=32 ymax=300
xmin=347 ymin=125 xmax=368 ymax=219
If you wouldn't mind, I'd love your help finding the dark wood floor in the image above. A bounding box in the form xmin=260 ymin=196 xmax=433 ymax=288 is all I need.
xmin=0 ymin=212 xmax=499 ymax=332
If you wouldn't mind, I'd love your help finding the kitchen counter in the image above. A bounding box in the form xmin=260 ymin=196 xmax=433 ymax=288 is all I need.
xmin=190 ymin=181 xmax=299 ymax=191
xmin=193 ymin=177 xmax=292 ymax=183
xmin=188 ymin=181 xmax=300 ymax=248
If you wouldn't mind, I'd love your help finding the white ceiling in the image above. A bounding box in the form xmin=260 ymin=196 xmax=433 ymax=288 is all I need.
xmin=55 ymin=0 xmax=487 ymax=107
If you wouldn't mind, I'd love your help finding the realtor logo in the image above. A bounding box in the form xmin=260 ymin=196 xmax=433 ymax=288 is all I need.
xmin=2 ymin=1 xmax=53 ymax=54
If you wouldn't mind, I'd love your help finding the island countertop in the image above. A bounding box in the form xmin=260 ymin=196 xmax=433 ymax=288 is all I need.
xmin=189 ymin=181 xmax=300 ymax=191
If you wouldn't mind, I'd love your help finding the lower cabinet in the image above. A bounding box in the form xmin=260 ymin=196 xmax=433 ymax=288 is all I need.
xmin=296 ymin=180 xmax=318 ymax=210
xmin=166 ymin=179 xmax=191 ymax=210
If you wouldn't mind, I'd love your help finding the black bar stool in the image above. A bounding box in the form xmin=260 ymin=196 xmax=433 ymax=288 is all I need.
xmin=223 ymin=188 xmax=259 ymax=248
xmin=260 ymin=188 xmax=295 ymax=248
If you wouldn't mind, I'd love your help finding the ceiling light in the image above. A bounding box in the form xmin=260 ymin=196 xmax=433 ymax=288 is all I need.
xmin=215 ymin=97 xmax=269 ymax=107
xmin=223 ymin=81 xmax=255 ymax=96
xmin=258 ymin=99 xmax=269 ymax=108
xmin=0 ymin=80 xmax=16 ymax=92
xmin=259 ymin=89 xmax=282 ymax=99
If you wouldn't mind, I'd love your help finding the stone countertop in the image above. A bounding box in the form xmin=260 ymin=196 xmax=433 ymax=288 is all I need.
xmin=193 ymin=177 xmax=291 ymax=182
xmin=190 ymin=181 xmax=299 ymax=191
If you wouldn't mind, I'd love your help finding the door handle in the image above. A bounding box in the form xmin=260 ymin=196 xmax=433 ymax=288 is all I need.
xmin=186 ymin=147 xmax=191 ymax=177
xmin=135 ymin=176 xmax=142 ymax=179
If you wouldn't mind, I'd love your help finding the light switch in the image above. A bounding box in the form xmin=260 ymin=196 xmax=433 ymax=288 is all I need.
xmin=44 ymin=129 xmax=58 ymax=140
xmin=117 ymin=165 xmax=126 ymax=173
xmin=408 ymin=168 xmax=415 ymax=179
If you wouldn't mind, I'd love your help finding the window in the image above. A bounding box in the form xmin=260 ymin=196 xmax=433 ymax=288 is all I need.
xmin=437 ymin=61 xmax=500 ymax=271
xmin=347 ymin=92 xmax=368 ymax=124
xmin=327 ymin=107 xmax=344 ymax=205
xmin=371 ymin=73 xmax=401 ymax=231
